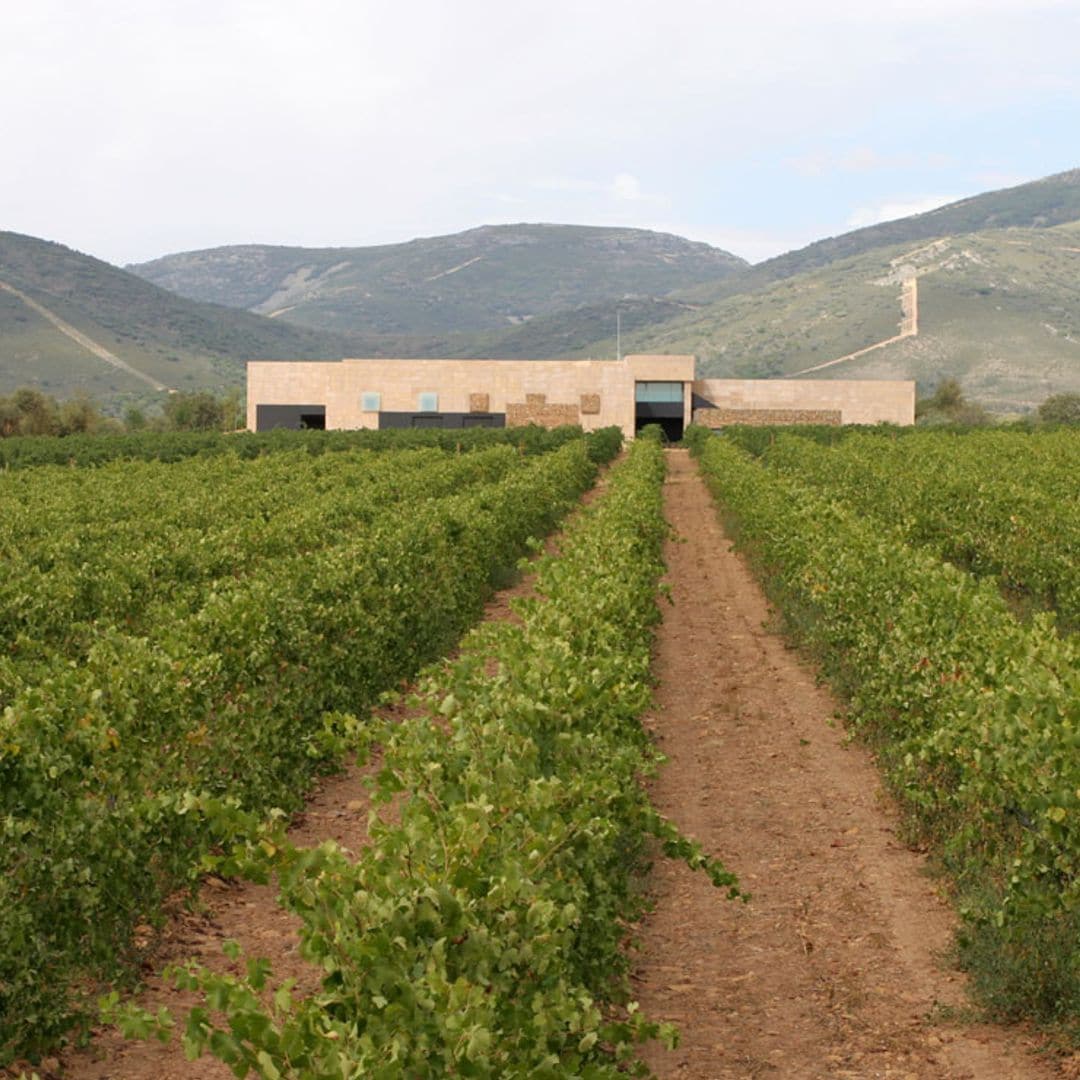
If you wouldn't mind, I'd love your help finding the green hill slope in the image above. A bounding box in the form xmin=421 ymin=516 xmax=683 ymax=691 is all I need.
xmin=681 ymin=167 xmax=1080 ymax=307
xmin=128 ymin=224 xmax=747 ymax=336
xmin=609 ymin=223 xmax=1080 ymax=412
xmin=0 ymin=232 xmax=353 ymax=409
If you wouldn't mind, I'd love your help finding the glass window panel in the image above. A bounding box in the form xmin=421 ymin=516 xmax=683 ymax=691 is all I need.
xmin=361 ymin=391 xmax=381 ymax=411
xmin=635 ymin=382 xmax=683 ymax=403
xmin=418 ymin=391 xmax=439 ymax=412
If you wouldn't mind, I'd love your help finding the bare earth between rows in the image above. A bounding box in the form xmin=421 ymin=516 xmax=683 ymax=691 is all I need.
xmin=633 ymin=449 xmax=1057 ymax=1079
xmin=43 ymin=451 xmax=1061 ymax=1078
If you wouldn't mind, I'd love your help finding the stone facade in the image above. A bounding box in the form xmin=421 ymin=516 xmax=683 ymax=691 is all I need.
xmin=692 ymin=378 xmax=914 ymax=427
xmin=694 ymin=407 xmax=842 ymax=428
xmin=247 ymin=355 xmax=696 ymax=439
xmin=246 ymin=356 xmax=914 ymax=438
xmin=506 ymin=399 xmax=581 ymax=428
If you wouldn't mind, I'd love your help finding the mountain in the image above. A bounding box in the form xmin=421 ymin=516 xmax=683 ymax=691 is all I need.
xmin=605 ymin=221 xmax=1080 ymax=413
xmin=128 ymin=224 xmax=748 ymax=336
xmin=0 ymin=231 xmax=355 ymax=409
xmin=679 ymin=168 xmax=1080 ymax=308
xmin=8 ymin=168 xmax=1080 ymax=414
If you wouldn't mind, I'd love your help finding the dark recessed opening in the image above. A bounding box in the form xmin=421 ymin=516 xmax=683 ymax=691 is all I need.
xmin=634 ymin=396 xmax=685 ymax=442
xmin=255 ymin=404 xmax=326 ymax=431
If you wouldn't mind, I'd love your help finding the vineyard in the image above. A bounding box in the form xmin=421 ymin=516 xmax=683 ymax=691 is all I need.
xmin=687 ymin=424 xmax=1080 ymax=1029
xmin=3 ymin=421 xmax=1079 ymax=1076
xmin=742 ymin=427 xmax=1080 ymax=630
xmin=104 ymin=433 xmax=738 ymax=1076
xmin=0 ymin=426 xmax=632 ymax=1061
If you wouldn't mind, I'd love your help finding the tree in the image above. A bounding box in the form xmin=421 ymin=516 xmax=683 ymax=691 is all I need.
xmin=0 ymin=398 xmax=21 ymax=437
xmin=163 ymin=390 xmax=226 ymax=431
xmin=221 ymin=388 xmax=245 ymax=432
xmin=11 ymin=388 xmax=59 ymax=435
xmin=927 ymin=377 xmax=964 ymax=412
xmin=916 ymin=377 xmax=991 ymax=426
xmin=1037 ymin=392 xmax=1080 ymax=425
xmin=57 ymin=395 xmax=102 ymax=435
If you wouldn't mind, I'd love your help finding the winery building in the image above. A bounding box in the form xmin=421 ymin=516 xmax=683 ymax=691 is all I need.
xmin=246 ymin=355 xmax=915 ymax=440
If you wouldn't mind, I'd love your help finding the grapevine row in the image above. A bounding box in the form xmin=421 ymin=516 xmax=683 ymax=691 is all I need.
xmin=688 ymin=428 xmax=1080 ymax=1026
xmin=0 ymin=422 xmax=586 ymax=471
xmin=0 ymin=436 xmax=612 ymax=1062
xmin=110 ymin=434 xmax=739 ymax=1077
xmin=0 ymin=445 xmax=524 ymax=661
xmin=756 ymin=429 xmax=1080 ymax=628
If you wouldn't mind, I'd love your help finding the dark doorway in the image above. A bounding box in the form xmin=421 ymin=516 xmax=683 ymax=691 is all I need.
xmin=255 ymin=404 xmax=326 ymax=431
xmin=379 ymin=412 xmax=507 ymax=430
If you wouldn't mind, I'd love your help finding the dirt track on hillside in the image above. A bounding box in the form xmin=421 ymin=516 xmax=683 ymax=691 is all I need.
xmin=633 ymin=449 xmax=1059 ymax=1079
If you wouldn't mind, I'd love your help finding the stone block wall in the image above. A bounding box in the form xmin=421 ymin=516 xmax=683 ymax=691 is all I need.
xmin=693 ymin=407 xmax=842 ymax=428
xmin=692 ymin=378 xmax=915 ymax=426
xmin=505 ymin=399 xmax=583 ymax=427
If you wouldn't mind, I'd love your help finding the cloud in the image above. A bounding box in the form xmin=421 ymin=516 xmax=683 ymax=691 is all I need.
xmin=846 ymin=195 xmax=962 ymax=229
xmin=531 ymin=177 xmax=604 ymax=193
xmin=526 ymin=173 xmax=667 ymax=206
xmin=610 ymin=173 xmax=668 ymax=206
xmin=611 ymin=173 xmax=643 ymax=201
xmin=787 ymin=148 xmax=956 ymax=177
xmin=1 ymin=0 xmax=1076 ymax=264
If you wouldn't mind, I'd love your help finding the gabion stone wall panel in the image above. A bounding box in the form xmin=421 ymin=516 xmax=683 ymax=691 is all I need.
xmin=506 ymin=401 xmax=581 ymax=429
xmin=693 ymin=407 xmax=842 ymax=428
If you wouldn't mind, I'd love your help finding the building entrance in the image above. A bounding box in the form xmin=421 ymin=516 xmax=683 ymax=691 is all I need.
xmin=634 ymin=381 xmax=685 ymax=441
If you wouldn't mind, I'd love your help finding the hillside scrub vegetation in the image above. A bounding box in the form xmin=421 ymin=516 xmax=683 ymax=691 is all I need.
xmin=915 ymin=378 xmax=992 ymax=426
xmin=1038 ymin=392 xmax=1080 ymax=425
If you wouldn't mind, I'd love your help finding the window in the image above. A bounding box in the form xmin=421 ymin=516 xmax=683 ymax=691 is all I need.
xmin=361 ymin=391 xmax=381 ymax=411
xmin=418 ymin=391 xmax=439 ymax=412
xmin=635 ymin=381 xmax=683 ymax=403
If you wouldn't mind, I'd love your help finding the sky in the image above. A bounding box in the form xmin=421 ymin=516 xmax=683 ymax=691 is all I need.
xmin=2 ymin=0 xmax=1079 ymax=267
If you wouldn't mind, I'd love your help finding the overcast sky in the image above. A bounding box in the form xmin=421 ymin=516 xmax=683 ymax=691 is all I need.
xmin=3 ymin=0 xmax=1079 ymax=266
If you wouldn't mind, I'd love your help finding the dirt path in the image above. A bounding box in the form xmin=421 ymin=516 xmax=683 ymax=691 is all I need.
xmin=784 ymin=276 xmax=917 ymax=378
xmin=633 ymin=449 xmax=1058 ymax=1080
xmin=0 ymin=279 xmax=170 ymax=392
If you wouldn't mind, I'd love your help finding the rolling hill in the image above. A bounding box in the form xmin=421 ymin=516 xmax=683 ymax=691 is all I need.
xmin=603 ymin=222 xmax=1080 ymax=412
xmin=6 ymin=168 xmax=1080 ymax=415
xmin=679 ymin=167 xmax=1080 ymax=307
xmin=128 ymin=224 xmax=748 ymax=336
xmin=0 ymin=231 xmax=356 ymax=410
